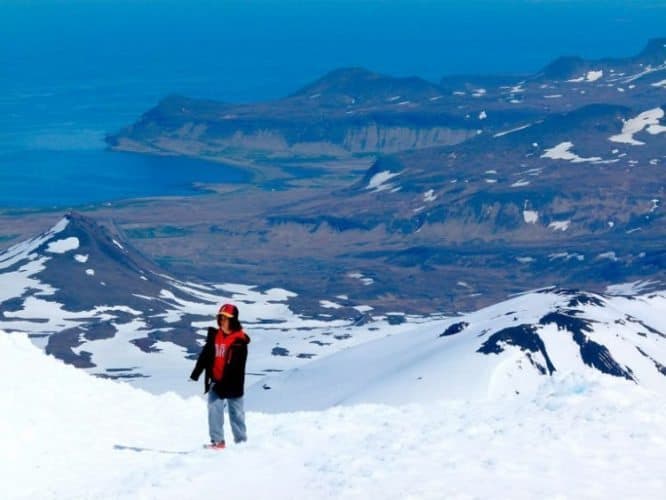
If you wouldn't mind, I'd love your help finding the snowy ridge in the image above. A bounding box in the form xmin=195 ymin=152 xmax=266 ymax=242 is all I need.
xmin=2 ymin=329 xmax=666 ymax=499
xmin=2 ymin=214 xmax=665 ymax=411
xmin=250 ymin=287 xmax=666 ymax=412
xmin=0 ymin=213 xmax=440 ymax=395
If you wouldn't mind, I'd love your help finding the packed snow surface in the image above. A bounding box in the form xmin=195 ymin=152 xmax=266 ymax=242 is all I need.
xmin=2 ymin=330 xmax=666 ymax=500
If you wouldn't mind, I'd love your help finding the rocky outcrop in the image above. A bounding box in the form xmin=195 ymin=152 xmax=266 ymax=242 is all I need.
xmin=108 ymin=103 xmax=477 ymax=160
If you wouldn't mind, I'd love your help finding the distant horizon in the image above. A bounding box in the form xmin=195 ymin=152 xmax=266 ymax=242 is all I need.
xmin=1 ymin=0 xmax=665 ymax=155
xmin=3 ymin=2 xmax=666 ymax=96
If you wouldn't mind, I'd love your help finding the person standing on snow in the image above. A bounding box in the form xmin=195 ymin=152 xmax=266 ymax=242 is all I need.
xmin=190 ymin=303 xmax=250 ymax=449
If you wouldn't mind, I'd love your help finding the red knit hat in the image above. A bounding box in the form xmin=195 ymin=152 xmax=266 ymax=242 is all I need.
xmin=217 ymin=303 xmax=238 ymax=319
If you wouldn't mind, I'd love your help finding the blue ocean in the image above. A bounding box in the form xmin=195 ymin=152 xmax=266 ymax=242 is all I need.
xmin=1 ymin=0 xmax=665 ymax=209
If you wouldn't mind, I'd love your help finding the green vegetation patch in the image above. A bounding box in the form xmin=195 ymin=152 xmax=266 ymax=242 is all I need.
xmin=124 ymin=226 xmax=193 ymax=239
xmin=0 ymin=234 xmax=18 ymax=243
xmin=154 ymin=256 xmax=195 ymax=267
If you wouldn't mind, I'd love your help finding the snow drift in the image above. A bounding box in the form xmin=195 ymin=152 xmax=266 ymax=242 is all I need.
xmin=2 ymin=329 xmax=666 ymax=500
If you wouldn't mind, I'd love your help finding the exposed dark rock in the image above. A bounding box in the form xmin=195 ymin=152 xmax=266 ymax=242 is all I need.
xmin=539 ymin=312 xmax=635 ymax=381
xmin=83 ymin=321 xmax=118 ymax=341
xmin=624 ymin=315 xmax=666 ymax=338
xmin=440 ymin=321 xmax=469 ymax=337
xmin=636 ymin=347 xmax=666 ymax=376
xmin=386 ymin=314 xmax=406 ymax=325
xmin=477 ymin=324 xmax=556 ymax=375
xmin=131 ymin=337 xmax=160 ymax=354
xmin=45 ymin=329 xmax=95 ymax=369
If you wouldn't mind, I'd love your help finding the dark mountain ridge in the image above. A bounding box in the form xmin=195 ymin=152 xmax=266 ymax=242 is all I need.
xmin=537 ymin=37 xmax=666 ymax=80
xmin=0 ymin=213 xmax=213 ymax=367
xmin=107 ymin=38 xmax=665 ymax=165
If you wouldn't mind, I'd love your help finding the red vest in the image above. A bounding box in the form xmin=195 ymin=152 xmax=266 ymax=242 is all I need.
xmin=212 ymin=329 xmax=246 ymax=382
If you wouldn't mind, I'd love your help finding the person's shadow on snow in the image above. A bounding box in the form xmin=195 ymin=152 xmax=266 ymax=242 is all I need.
xmin=113 ymin=444 xmax=192 ymax=455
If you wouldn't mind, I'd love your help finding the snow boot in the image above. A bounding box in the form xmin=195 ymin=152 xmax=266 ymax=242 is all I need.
xmin=204 ymin=441 xmax=226 ymax=450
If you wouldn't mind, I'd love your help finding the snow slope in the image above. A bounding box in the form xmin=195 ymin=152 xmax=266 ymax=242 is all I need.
xmin=2 ymin=330 xmax=666 ymax=500
xmin=250 ymin=287 xmax=666 ymax=412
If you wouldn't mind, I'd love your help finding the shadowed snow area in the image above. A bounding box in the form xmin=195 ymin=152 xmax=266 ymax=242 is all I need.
xmin=2 ymin=330 xmax=666 ymax=499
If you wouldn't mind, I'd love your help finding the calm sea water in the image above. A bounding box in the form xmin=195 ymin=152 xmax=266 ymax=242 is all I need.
xmin=1 ymin=0 xmax=665 ymax=208
xmin=0 ymin=150 xmax=250 ymax=208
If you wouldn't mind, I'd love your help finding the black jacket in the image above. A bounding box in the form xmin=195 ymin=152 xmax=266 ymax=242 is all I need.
xmin=190 ymin=327 xmax=250 ymax=398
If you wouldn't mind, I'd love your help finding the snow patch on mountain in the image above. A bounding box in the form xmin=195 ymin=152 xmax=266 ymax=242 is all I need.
xmin=516 ymin=256 xmax=535 ymax=264
xmin=494 ymin=123 xmax=532 ymax=138
xmin=0 ymin=257 xmax=54 ymax=303
xmin=0 ymin=217 xmax=68 ymax=271
xmin=320 ymin=300 xmax=342 ymax=309
xmin=523 ymin=210 xmax=538 ymax=224
xmin=620 ymin=62 xmax=666 ymax=84
xmin=541 ymin=141 xmax=602 ymax=163
xmin=610 ymin=107 xmax=666 ymax=145
xmin=74 ymin=253 xmax=89 ymax=263
xmin=650 ymin=198 xmax=660 ymax=213
xmin=596 ymin=251 xmax=619 ymax=261
xmin=567 ymin=70 xmax=602 ymax=83
xmin=605 ymin=280 xmax=660 ymax=296
xmin=548 ymin=220 xmax=571 ymax=231
xmin=366 ymin=170 xmax=401 ymax=192
xmin=423 ymin=189 xmax=437 ymax=202
xmin=347 ymin=271 xmax=374 ymax=285
xmin=46 ymin=236 xmax=79 ymax=253
xmin=549 ymin=252 xmax=584 ymax=261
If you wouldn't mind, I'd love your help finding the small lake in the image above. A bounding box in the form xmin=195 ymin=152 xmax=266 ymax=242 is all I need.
xmin=0 ymin=150 xmax=251 ymax=209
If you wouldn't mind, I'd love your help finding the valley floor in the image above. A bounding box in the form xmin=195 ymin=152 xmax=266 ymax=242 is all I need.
xmin=2 ymin=332 xmax=665 ymax=500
